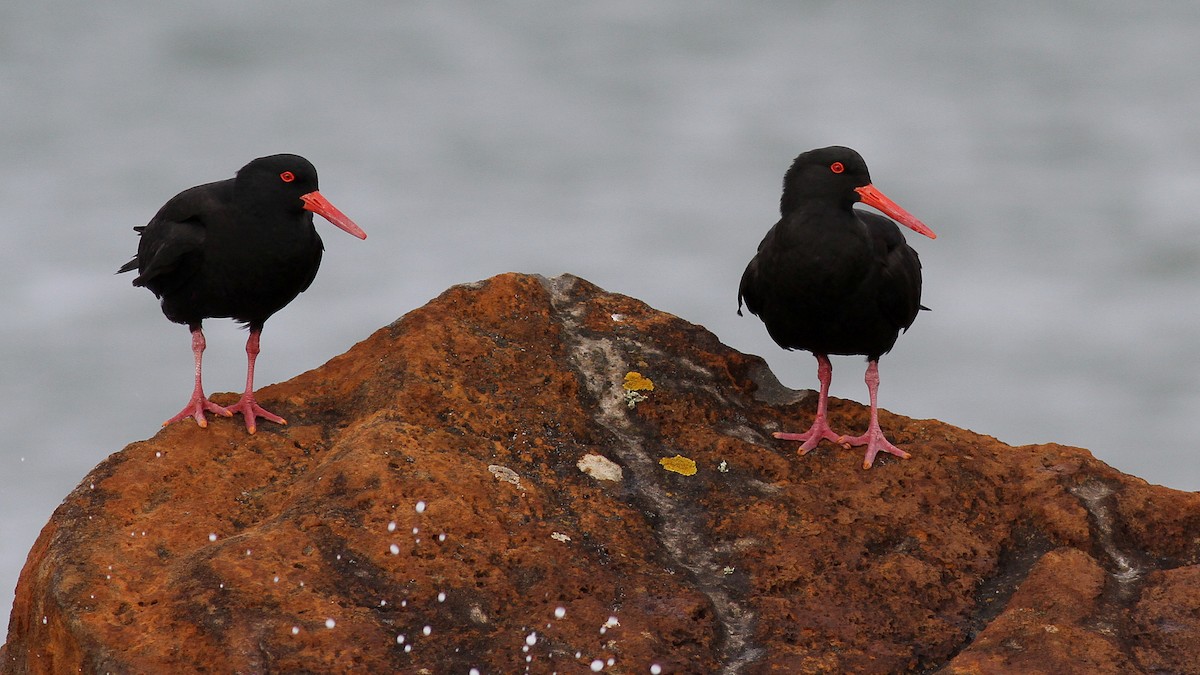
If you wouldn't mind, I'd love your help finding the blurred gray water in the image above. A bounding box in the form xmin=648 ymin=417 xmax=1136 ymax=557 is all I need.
xmin=3 ymin=0 xmax=1199 ymax=638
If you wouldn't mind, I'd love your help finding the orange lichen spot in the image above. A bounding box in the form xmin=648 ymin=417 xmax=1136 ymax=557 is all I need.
xmin=659 ymin=455 xmax=697 ymax=476
xmin=623 ymin=371 xmax=655 ymax=392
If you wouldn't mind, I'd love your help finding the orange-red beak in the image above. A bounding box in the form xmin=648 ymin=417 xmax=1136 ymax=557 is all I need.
xmin=301 ymin=191 xmax=367 ymax=240
xmin=855 ymin=184 xmax=937 ymax=239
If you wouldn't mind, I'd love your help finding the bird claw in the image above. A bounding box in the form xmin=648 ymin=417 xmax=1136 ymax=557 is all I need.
xmin=163 ymin=396 xmax=233 ymax=428
xmin=774 ymin=419 xmax=845 ymax=455
xmin=226 ymin=395 xmax=287 ymax=434
xmin=839 ymin=428 xmax=911 ymax=469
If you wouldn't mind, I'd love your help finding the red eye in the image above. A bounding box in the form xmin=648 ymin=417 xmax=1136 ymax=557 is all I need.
xmin=830 ymin=162 xmax=845 ymax=174
xmin=280 ymin=171 xmax=296 ymax=183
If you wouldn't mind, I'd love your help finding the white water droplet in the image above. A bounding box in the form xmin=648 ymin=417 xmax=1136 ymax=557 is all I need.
xmin=590 ymin=659 xmax=605 ymax=672
xmin=325 ymin=618 xmax=336 ymax=629
xmin=396 ymin=634 xmax=405 ymax=644
xmin=415 ymin=501 xmax=426 ymax=513
xmin=437 ymin=592 xmax=446 ymax=603
xmin=208 ymin=533 xmax=217 ymax=542
xmin=470 ymin=669 xmax=481 ymax=675
xmin=273 ymin=576 xmax=279 ymax=583
xmin=651 ymin=665 xmax=663 ymax=674
xmin=41 ymin=616 xmax=47 ymax=624
xmin=423 ymin=625 xmax=432 ymax=636
xmin=554 ymin=606 xmax=566 ymax=619
xmin=525 ymin=631 xmax=537 ymax=646
xmin=438 ymin=533 xmax=447 ymax=542
xmin=291 ymin=626 xmax=300 ymax=635
xmin=155 ymin=451 xmax=162 ymax=458
xmin=404 ymin=644 xmax=412 ymax=653
xmin=387 ymin=521 xmax=397 ymax=532
xmin=390 ymin=543 xmax=400 ymax=555
xmin=412 ymin=527 xmax=420 ymax=535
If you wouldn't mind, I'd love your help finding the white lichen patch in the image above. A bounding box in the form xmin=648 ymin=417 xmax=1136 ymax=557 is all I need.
xmin=624 ymin=390 xmax=648 ymax=408
xmin=488 ymin=464 xmax=523 ymax=488
xmin=577 ymin=454 xmax=623 ymax=482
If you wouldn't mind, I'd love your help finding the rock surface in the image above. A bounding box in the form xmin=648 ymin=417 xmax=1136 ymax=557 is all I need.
xmin=4 ymin=272 xmax=1200 ymax=674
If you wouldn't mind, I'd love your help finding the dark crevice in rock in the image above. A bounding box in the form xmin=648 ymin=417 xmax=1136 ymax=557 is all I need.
xmin=1068 ymin=477 xmax=1155 ymax=654
xmin=928 ymin=523 xmax=1055 ymax=673
xmin=546 ymin=274 xmax=765 ymax=675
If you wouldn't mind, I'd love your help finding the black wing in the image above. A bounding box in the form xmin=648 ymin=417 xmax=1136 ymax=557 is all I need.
xmin=295 ymin=234 xmax=324 ymax=297
xmin=861 ymin=211 xmax=924 ymax=333
xmin=117 ymin=183 xmax=225 ymax=298
xmin=737 ymin=221 xmax=780 ymax=317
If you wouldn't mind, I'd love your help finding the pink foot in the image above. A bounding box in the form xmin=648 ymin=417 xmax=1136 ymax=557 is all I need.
xmin=838 ymin=360 xmax=911 ymax=469
xmin=225 ymin=327 xmax=287 ymax=434
xmin=774 ymin=420 xmax=850 ymax=455
xmin=839 ymin=426 xmax=911 ymax=469
xmin=225 ymin=394 xmax=286 ymax=434
xmin=164 ymin=326 xmax=232 ymax=428
xmin=773 ymin=353 xmax=850 ymax=455
xmin=163 ymin=394 xmax=233 ymax=429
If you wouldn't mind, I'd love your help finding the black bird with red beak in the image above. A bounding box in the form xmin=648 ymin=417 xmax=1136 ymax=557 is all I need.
xmin=119 ymin=154 xmax=367 ymax=433
xmin=738 ymin=146 xmax=936 ymax=469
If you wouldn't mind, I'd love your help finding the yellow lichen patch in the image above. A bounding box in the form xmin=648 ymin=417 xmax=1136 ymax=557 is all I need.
xmin=659 ymin=455 xmax=697 ymax=476
xmin=623 ymin=371 xmax=655 ymax=392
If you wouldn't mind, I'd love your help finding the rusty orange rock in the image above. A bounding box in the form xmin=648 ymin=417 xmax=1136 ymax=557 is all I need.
xmin=3 ymin=273 xmax=1199 ymax=673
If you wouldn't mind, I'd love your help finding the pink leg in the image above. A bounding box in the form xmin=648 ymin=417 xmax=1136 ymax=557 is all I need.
xmin=838 ymin=360 xmax=911 ymax=469
xmin=774 ymin=354 xmax=849 ymax=454
xmin=163 ymin=327 xmax=233 ymax=428
xmin=225 ymin=328 xmax=286 ymax=434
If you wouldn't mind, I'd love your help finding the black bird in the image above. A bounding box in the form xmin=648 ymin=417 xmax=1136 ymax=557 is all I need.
xmin=738 ymin=146 xmax=936 ymax=469
xmin=118 ymin=154 xmax=367 ymax=433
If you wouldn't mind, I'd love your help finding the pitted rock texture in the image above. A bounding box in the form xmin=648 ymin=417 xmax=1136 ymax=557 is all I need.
xmin=4 ymin=273 xmax=1199 ymax=674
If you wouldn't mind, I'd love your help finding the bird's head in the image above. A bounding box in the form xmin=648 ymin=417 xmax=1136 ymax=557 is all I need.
xmin=780 ymin=146 xmax=936 ymax=239
xmin=237 ymin=154 xmax=367 ymax=240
